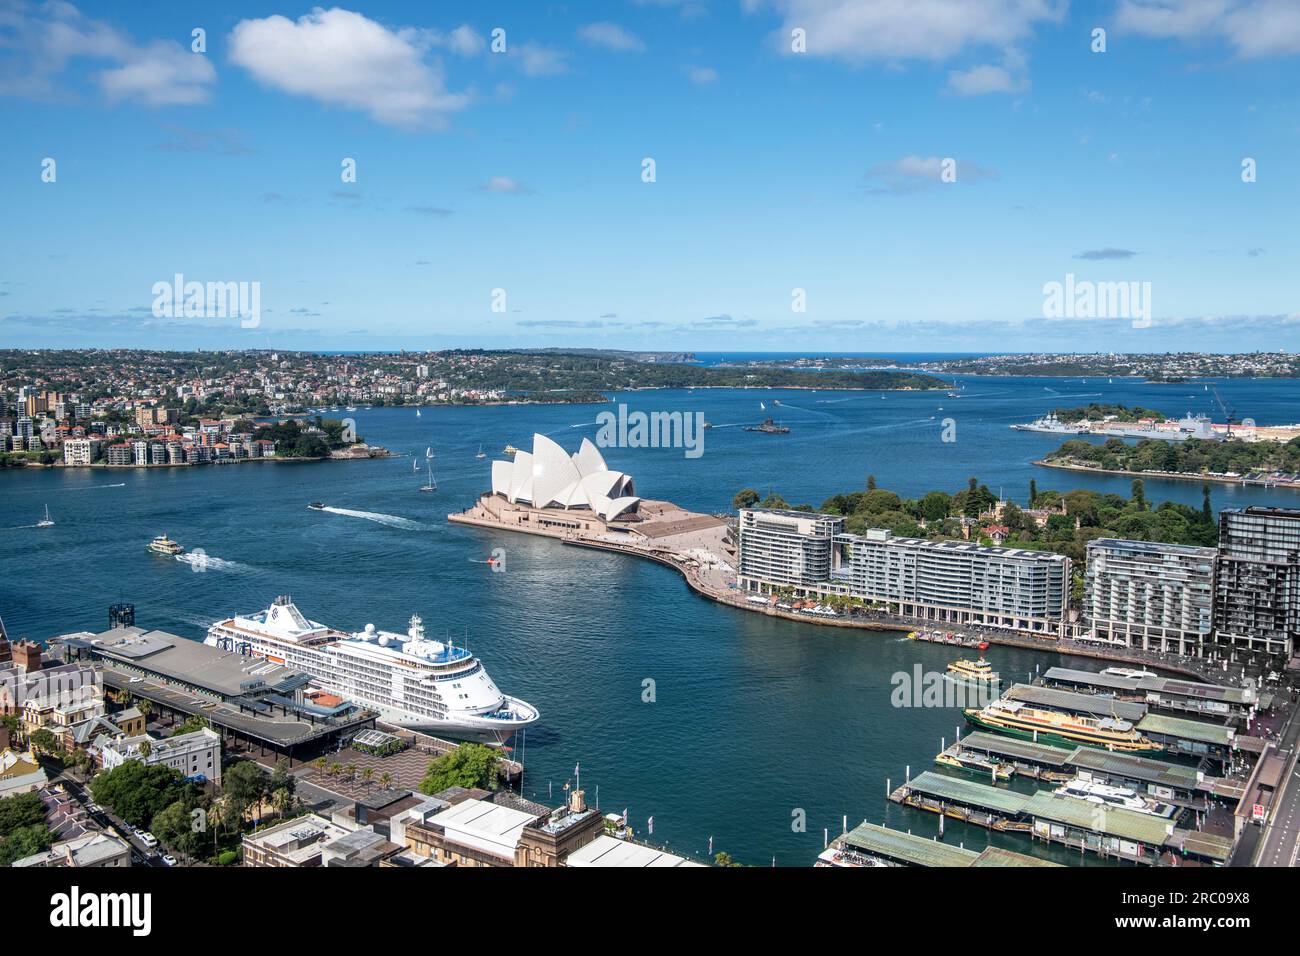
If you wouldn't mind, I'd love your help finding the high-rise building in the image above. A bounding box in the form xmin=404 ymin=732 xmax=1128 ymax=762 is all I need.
xmin=737 ymin=509 xmax=844 ymax=589
xmin=737 ymin=509 xmax=1070 ymax=635
xmin=1084 ymin=538 xmax=1216 ymax=656
xmin=832 ymin=528 xmax=1069 ymax=635
xmin=1213 ymin=507 xmax=1300 ymax=667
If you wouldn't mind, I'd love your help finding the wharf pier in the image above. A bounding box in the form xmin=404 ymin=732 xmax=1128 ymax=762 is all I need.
xmin=816 ymin=821 xmax=1060 ymax=868
xmin=937 ymin=731 xmax=1074 ymax=782
xmin=888 ymin=771 xmax=1229 ymax=865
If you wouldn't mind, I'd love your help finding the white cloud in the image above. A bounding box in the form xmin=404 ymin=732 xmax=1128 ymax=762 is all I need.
xmin=99 ymin=41 xmax=216 ymax=106
xmin=866 ymin=155 xmax=998 ymax=192
xmin=749 ymin=0 xmax=1063 ymax=61
xmin=946 ymin=63 xmax=1026 ymax=95
xmin=685 ymin=64 xmax=720 ymax=84
xmin=512 ymin=41 xmax=570 ymax=76
xmin=227 ymin=8 xmax=469 ymax=129
xmin=1117 ymin=0 xmax=1300 ymax=57
xmin=0 ymin=1 xmax=215 ymax=105
xmin=578 ymin=22 xmax=646 ymax=52
xmin=480 ymin=176 xmax=532 ymax=194
xmin=445 ymin=24 xmax=485 ymax=57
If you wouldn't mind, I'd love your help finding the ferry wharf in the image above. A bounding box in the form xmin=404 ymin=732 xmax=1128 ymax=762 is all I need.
xmin=888 ymin=770 xmax=1232 ymax=866
xmin=936 ymin=731 xmax=1225 ymax=814
xmin=815 ymin=821 xmax=1061 ymax=868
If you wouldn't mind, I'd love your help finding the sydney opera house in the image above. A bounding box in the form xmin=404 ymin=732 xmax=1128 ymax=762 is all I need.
xmin=485 ymin=434 xmax=642 ymax=531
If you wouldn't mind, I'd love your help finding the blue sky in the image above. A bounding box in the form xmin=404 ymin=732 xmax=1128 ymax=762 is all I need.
xmin=1 ymin=0 xmax=1298 ymax=352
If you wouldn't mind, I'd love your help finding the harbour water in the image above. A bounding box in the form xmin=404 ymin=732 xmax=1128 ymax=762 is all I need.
xmin=3 ymin=372 xmax=1296 ymax=865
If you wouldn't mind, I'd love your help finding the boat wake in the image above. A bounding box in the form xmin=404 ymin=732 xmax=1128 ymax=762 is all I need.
xmin=318 ymin=506 xmax=426 ymax=530
xmin=67 ymin=482 xmax=127 ymax=490
xmin=175 ymin=553 xmax=253 ymax=574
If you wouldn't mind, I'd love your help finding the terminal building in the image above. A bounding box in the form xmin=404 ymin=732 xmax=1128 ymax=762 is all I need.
xmin=1083 ymin=538 xmax=1217 ymax=657
xmin=1213 ymin=507 xmax=1300 ymax=668
xmin=737 ymin=509 xmax=1070 ymax=636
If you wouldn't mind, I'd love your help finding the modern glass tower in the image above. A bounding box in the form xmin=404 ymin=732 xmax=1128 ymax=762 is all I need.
xmin=1213 ymin=506 xmax=1300 ymax=668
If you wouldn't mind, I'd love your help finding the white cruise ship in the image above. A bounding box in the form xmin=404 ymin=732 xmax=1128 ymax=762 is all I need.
xmin=205 ymin=597 xmax=538 ymax=744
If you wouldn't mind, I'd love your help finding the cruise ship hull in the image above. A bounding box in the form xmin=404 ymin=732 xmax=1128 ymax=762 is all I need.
xmin=205 ymin=599 xmax=539 ymax=747
xmin=377 ymin=698 xmax=539 ymax=746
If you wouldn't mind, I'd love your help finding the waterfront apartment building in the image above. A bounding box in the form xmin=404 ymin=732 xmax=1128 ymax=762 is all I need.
xmin=1083 ymin=539 xmax=1216 ymax=657
xmin=737 ymin=509 xmax=844 ymax=588
xmin=61 ymin=438 xmax=100 ymax=466
xmin=738 ymin=510 xmax=1070 ymax=636
xmin=1213 ymin=507 xmax=1300 ymax=667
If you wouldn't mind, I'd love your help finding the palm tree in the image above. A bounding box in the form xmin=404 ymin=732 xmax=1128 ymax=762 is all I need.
xmin=272 ymin=787 xmax=293 ymax=821
xmin=379 ymin=772 xmax=393 ymax=790
xmin=361 ymin=767 xmax=374 ymax=789
xmin=312 ymin=756 xmax=327 ymax=771
xmin=345 ymin=763 xmax=358 ymax=783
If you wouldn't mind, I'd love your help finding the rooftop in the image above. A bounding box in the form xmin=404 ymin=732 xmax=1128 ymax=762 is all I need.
xmin=1021 ymin=791 xmax=1176 ymax=846
xmin=1004 ymin=683 xmax=1148 ymax=722
xmin=1065 ymin=747 xmax=1204 ymax=790
xmin=91 ymin=625 xmax=304 ymax=697
xmin=1136 ymin=713 xmax=1235 ymax=747
xmin=565 ymin=834 xmax=704 ymax=868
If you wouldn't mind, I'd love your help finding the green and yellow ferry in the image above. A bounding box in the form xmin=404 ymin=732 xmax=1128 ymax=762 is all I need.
xmin=964 ymin=699 xmax=1162 ymax=753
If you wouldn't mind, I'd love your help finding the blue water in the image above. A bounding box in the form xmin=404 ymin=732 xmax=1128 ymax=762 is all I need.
xmin=2 ymin=372 xmax=1295 ymax=864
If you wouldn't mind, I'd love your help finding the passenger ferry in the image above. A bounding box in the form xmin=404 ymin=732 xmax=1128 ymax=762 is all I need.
xmin=964 ymin=699 xmax=1162 ymax=752
xmin=1055 ymin=779 xmax=1176 ymax=818
xmin=205 ymin=596 xmax=538 ymax=744
xmin=147 ymin=534 xmax=184 ymax=556
xmin=946 ymin=659 xmax=999 ymax=684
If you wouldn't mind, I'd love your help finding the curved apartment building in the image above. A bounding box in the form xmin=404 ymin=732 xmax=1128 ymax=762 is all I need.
xmin=737 ymin=509 xmax=1069 ymax=636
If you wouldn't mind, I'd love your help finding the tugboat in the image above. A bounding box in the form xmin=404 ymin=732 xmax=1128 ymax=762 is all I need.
xmin=148 ymin=534 xmax=184 ymax=556
xmin=743 ymin=417 xmax=790 ymax=434
xmin=503 ymin=444 xmax=520 ymax=456
xmin=307 ymin=502 xmax=326 ymax=511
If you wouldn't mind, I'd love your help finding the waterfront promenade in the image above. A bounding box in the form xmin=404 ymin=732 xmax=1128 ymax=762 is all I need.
xmin=448 ymin=496 xmax=1243 ymax=686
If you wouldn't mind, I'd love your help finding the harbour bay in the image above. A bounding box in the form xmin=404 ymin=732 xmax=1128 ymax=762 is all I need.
xmin=3 ymin=371 xmax=1296 ymax=865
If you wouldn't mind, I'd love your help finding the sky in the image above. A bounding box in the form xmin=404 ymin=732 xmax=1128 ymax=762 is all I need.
xmin=1 ymin=0 xmax=1298 ymax=353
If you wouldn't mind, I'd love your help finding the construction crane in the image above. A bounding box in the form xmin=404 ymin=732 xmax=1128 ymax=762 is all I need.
xmin=1210 ymin=384 xmax=1237 ymax=438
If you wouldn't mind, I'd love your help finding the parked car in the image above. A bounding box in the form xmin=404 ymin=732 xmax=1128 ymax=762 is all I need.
xmin=161 ymin=855 xmax=177 ymax=867
xmin=139 ymin=832 xmax=159 ymax=849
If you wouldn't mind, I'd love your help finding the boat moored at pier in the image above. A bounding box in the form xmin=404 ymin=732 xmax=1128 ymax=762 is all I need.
xmin=205 ymin=596 xmax=538 ymax=744
xmin=964 ymin=699 xmax=1162 ymax=753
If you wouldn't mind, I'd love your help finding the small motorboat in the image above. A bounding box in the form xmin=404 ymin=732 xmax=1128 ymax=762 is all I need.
xmin=307 ymin=502 xmax=326 ymax=511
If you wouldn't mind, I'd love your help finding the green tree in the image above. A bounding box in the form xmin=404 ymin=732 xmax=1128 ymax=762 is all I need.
xmin=1131 ymin=478 xmax=1146 ymax=511
xmin=732 ymin=488 xmax=760 ymax=510
xmin=418 ymin=744 xmax=502 ymax=795
xmin=221 ymin=761 xmax=268 ymax=827
xmin=919 ymin=491 xmax=951 ymax=522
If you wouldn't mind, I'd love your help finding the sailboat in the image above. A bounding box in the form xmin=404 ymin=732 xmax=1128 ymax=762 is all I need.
xmin=475 ymin=445 xmax=486 ymax=460
xmin=420 ymin=448 xmax=437 ymax=492
xmin=36 ymin=505 xmax=54 ymax=529
xmin=416 ymin=408 xmax=422 ymax=418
